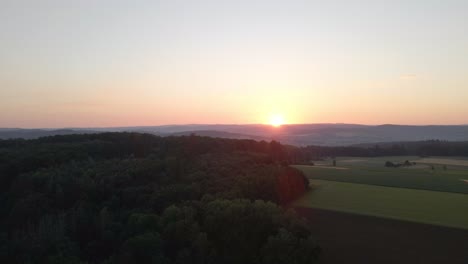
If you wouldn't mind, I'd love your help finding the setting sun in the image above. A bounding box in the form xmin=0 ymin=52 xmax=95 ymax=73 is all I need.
xmin=269 ymin=114 xmax=285 ymax=127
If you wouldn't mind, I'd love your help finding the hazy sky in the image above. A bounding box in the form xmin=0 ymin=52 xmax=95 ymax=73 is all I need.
xmin=1 ymin=0 xmax=467 ymax=128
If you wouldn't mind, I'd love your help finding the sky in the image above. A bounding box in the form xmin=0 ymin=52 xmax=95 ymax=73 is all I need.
xmin=1 ymin=0 xmax=467 ymax=128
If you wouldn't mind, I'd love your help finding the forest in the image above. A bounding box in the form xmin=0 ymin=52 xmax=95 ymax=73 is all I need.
xmin=291 ymin=140 xmax=468 ymax=162
xmin=0 ymin=133 xmax=318 ymax=264
xmin=2 ymin=133 xmax=467 ymax=263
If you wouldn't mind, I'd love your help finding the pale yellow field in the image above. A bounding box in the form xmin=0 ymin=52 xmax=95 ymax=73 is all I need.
xmin=314 ymin=166 xmax=349 ymax=170
xmin=415 ymin=158 xmax=468 ymax=167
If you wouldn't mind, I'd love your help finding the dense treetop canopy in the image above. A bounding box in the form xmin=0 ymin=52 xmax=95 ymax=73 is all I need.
xmin=0 ymin=133 xmax=317 ymax=264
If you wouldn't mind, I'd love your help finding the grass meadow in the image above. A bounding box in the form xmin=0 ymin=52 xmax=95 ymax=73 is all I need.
xmin=294 ymin=179 xmax=468 ymax=229
xmin=293 ymin=156 xmax=468 ymax=229
xmin=294 ymin=156 xmax=468 ymax=194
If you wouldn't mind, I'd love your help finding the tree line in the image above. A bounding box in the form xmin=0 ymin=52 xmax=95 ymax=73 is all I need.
xmin=290 ymin=140 xmax=468 ymax=162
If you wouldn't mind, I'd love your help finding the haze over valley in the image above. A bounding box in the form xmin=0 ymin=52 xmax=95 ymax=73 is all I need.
xmin=3 ymin=124 xmax=468 ymax=146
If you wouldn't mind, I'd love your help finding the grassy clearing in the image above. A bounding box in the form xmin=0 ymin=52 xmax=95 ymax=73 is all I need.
xmin=294 ymin=156 xmax=468 ymax=194
xmin=294 ymin=180 xmax=468 ymax=230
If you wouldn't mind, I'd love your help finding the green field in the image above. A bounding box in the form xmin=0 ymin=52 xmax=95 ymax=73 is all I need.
xmin=310 ymin=156 xmax=468 ymax=168
xmin=294 ymin=179 xmax=468 ymax=229
xmin=293 ymin=156 xmax=468 ymax=230
xmin=294 ymin=156 xmax=468 ymax=194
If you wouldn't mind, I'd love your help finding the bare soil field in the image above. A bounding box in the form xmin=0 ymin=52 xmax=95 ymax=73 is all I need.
xmin=295 ymin=207 xmax=468 ymax=264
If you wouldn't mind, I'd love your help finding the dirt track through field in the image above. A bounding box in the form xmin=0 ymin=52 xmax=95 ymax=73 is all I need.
xmin=295 ymin=207 xmax=468 ymax=264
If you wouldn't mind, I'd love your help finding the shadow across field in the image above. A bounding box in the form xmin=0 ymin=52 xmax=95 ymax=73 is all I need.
xmin=295 ymin=207 xmax=468 ymax=264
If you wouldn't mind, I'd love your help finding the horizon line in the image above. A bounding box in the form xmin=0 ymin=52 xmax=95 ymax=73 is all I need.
xmin=2 ymin=122 xmax=468 ymax=130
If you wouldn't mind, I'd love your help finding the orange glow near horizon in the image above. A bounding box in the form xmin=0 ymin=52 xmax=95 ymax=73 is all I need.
xmin=269 ymin=114 xmax=285 ymax=127
xmin=1 ymin=2 xmax=468 ymax=128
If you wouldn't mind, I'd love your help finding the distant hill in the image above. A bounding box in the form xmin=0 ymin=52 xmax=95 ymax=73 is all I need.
xmin=169 ymin=130 xmax=266 ymax=141
xmin=0 ymin=128 xmax=99 ymax=140
xmin=2 ymin=124 xmax=468 ymax=146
